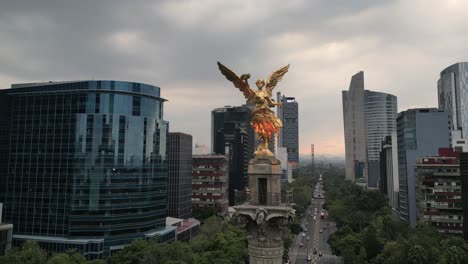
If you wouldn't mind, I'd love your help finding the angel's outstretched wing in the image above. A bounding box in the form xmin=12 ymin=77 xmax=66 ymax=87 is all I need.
xmin=265 ymin=64 xmax=290 ymax=96
xmin=217 ymin=61 xmax=255 ymax=102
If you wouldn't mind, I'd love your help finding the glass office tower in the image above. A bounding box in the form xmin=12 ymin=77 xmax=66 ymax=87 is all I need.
xmin=397 ymin=108 xmax=450 ymax=227
xmin=438 ymin=62 xmax=468 ymax=151
xmin=277 ymin=92 xmax=299 ymax=163
xmin=0 ymin=81 xmax=169 ymax=259
xmin=211 ymin=106 xmax=254 ymax=205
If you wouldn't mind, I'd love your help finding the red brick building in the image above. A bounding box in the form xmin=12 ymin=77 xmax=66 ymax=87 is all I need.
xmin=416 ymin=148 xmax=462 ymax=235
xmin=192 ymin=155 xmax=229 ymax=214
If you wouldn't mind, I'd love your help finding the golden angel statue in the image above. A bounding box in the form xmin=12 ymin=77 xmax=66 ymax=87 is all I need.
xmin=217 ymin=61 xmax=290 ymax=157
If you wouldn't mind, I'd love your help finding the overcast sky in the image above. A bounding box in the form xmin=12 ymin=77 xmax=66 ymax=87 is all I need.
xmin=1 ymin=0 xmax=467 ymax=157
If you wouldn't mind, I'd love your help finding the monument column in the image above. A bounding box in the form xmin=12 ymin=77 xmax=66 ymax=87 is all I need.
xmin=234 ymin=156 xmax=294 ymax=264
xmin=216 ymin=61 xmax=293 ymax=263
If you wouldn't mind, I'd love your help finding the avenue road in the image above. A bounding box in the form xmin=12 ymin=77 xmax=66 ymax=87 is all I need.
xmin=289 ymin=179 xmax=342 ymax=264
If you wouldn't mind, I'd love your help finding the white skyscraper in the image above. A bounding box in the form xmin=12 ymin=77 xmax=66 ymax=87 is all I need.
xmin=342 ymin=71 xmax=397 ymax=186
xmin=342 ymin=72 xmax=367 ymax=182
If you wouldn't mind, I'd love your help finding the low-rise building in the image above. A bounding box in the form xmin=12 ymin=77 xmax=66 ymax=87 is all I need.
xmin=416 ymin=148 xmax=463 ymax=235
xmin=192 ymin=155 xmax=229 ymax=214
xmin=166 ymin=217 xmax=200 ymax=242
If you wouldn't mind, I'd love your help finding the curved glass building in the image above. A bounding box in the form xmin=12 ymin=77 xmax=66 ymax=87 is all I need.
xmin=0 ymin=80 xmax=170 ymax=259
xmin=365 ymin=90 xmax=397 ymax=187
xmin=438 ymin=62 xmax=468 ymax=151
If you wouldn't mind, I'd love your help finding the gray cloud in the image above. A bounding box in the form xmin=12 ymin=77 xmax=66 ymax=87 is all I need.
xmin=1 ymin=0 xmax=467 ymax=155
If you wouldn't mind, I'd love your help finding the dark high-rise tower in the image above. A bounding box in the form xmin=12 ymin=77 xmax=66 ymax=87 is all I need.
xmin=168 ymin=132 xmax=193 ymax=219
xmin=211 ymin=106 xmax=254 ymax=205
xmin=277 ymin=92 xmax=299 ymax=164
xmin=0 ymin=81 xmax=169 ymax=259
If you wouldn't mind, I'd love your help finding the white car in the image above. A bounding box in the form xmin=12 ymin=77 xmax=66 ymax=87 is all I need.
xmin=302 ymin=232 xmax=306 ymax=237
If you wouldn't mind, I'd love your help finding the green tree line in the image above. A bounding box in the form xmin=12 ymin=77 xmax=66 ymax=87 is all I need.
xmin=0 ymin=240 xmax=105 ymax=264
xmin=0 ymin=216 xmax=247 ymax=264
xmin=324 ymin=171 xmax=468 ymax=264
xmin=109 ymin=216 xmax=248 ymax=264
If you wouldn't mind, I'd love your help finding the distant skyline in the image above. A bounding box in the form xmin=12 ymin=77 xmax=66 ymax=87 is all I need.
xmin=1 ymin=0 xmax=467 ymax=156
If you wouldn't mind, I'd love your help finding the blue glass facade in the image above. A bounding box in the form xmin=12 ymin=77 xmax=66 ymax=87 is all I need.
xmin=0 ymin=80 xmax=169 ymax=259
xmin=277 ymin=93 xmax=299 ymax=163
xmin=397 ymin=108 xmax=450 ymax=227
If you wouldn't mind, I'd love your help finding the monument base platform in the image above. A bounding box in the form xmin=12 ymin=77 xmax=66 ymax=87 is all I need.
xmin=234 ymin=155 xmax=294 ymax=264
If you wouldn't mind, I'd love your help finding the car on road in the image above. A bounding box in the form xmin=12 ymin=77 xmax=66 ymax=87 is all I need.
xmin=304 ymin=227 xmax=307 ymax=232
xmin=299 ymin=242 xmax=304 ymax=247
xmin=313 ymin=248 xmax=317 ymax=254
xmin=307 ymin=254 xmax=311 ymax=261
xmin=306 ymin=236 xmax=310 ymax=241
xmin=302 ymin=232 xmax=306 ymax=237
xmin=319 ymin=229 xmax=323 ymax=233
xmin=319 ymin=252 xmax=322 ymax=257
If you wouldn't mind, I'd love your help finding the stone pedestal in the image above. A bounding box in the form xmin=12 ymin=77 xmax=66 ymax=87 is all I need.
xmin=234 ymin=156 xmax=294 ymax=264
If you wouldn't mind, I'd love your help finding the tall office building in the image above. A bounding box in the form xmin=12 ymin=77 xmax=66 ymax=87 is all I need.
xmin=379 ymin=133 xmax=399 ymax=210
xmin=0 ymin=81 xmax=170 ymax=259
xmin=168 ymin=132 xmax=193 ymax=219
xmin=438 ymin=62 xmax=468 ymax=151
xmin=343 ymin=72 xmax=367 ymax=183
xmin=211 ymin=106 xmax=254 ymax=205
xmin=397 ymin=108 xmax=450 ymax=227
xmin=212 ymin=105 xmax=254 ymax=154
xmin=277 ymin=92 xmax=299 ymax=165
xmin=342 ymin=71 xmax=397 ymax=187
xmin=366 ymin=91 xmax=398 ymax=188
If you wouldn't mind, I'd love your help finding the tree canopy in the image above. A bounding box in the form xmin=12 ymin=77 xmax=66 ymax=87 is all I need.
xmin=324 ymin=171 xmax=468 ymax=264
xmin=109 ymin=216 xmax=248 ymax=264
xmin=0 ymin=241 xmax=105 ymax=264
